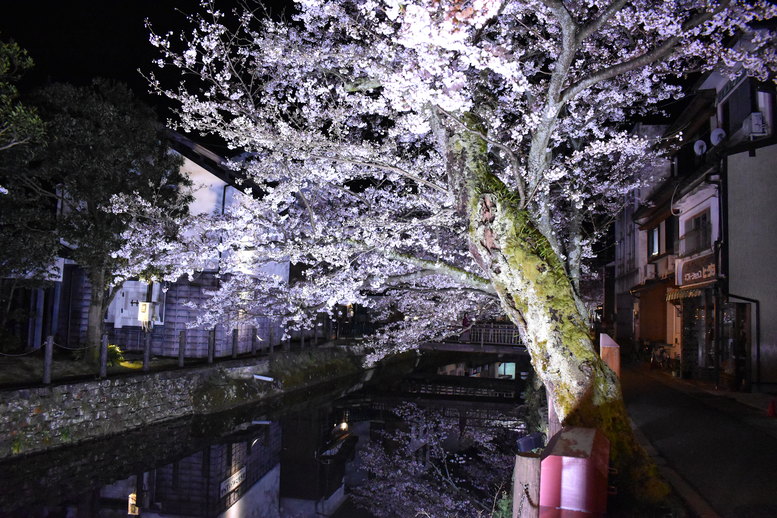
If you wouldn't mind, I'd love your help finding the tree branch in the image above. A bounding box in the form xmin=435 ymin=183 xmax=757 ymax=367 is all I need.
xmin=382 ymin=249 xmax=497 ymax=295
xmin=576 ymin=0 xmax=628 ymax=43
xmin=309 ymin=153 xmax=448 ymax=194
xmin=561 ymin=0 xmax=732 ymax=104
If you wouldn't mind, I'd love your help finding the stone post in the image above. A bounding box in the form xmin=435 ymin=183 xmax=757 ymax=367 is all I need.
xmin=43 ymin=336 xmax=54 ymax=384
xmin=178 ymin=330 xmax=186 ymax=368
xmin=208 ymin=328 xmax=216 ymax=364
xmin=99 ymin=334 xmax=109 ymax=378
xmin=143 ymin=332 xmax=151 ymax=373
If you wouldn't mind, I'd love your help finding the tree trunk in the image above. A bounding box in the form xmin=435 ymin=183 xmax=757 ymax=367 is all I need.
xmin=450 ymin=115 xmax=667 ymax=503
xmin=86 ymin=268 xmax=106 ymax=364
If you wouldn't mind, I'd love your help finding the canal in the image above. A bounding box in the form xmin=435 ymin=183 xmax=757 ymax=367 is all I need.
xmin=0 ymin=352 xmax=531 ymax=518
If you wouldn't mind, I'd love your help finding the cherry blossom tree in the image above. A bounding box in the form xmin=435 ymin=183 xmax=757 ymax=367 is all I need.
xmin=138 ymin=0 xmax=776 ymax=499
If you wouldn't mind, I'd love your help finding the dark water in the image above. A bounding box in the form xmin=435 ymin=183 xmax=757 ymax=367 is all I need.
xmin=0 ymin=353 xmax=528 ymax=518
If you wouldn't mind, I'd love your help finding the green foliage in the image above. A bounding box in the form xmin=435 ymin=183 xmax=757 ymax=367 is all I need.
xmin=0 ymin=39 xmax=54 ymax=303
xmin=107 ymin=344 xmax=124 ymax=366
xmin=0 ymin=38 xmax=43 ymax=154
xmin=31 ymin=79 xmax=190 ymax=283
xmin=490 ymin=491 xmax=512 ymax=518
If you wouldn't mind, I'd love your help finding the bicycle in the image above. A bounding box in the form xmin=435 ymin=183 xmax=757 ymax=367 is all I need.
xmin=650 ymin=343 xmax=671 ymax=371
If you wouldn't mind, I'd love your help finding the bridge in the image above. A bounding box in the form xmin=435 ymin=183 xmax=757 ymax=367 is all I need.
xmin=421 ymin=323 xmax=528 ymax=355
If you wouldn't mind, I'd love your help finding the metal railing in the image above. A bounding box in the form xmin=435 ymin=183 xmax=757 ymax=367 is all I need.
xmin=463 ymin=323 xmax=523 ymax=346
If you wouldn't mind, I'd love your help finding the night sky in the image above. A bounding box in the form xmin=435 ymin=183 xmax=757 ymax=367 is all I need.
xmin=1 ymin=0 xmax=292 ymax=147
xmin=0 ymin=1 xmax=195 ymax=103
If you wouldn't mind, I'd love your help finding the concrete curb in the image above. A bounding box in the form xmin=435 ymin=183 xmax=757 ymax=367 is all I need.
xmin=629 ymin=418 xmax=721 ymax=518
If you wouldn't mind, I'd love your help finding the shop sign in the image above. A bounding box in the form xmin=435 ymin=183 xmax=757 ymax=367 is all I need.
xmin=220 ymin=466 xmax=246 ymax=498
xmin=680 ymin=253 xmax=716 ymax=286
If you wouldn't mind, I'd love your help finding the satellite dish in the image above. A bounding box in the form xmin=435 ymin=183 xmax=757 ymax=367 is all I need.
xmin=694 ymin=140 xmax=708 ymax=156
xmin=711 ymin=128 xmax=726 ymax=146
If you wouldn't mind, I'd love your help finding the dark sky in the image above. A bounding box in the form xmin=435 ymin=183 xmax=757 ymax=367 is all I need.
xmin=1 ymin=1 xmax=291 ymax=147
xmin=0 ymin=1 xmax=196 ymax=103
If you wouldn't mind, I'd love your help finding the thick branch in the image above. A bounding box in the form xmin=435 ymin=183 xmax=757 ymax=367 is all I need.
xmin=576 ymin=0 xmax=628 ymax=42
xmin=309 ymin=153 xmax=448 ymax=194
xmin=561 ymin=0 xmax=732 ymax=103
xmin=383 ymin=250 xmax=497 ymax=295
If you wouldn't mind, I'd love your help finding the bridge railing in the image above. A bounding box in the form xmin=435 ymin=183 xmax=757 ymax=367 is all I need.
xmin=462 ymin=323 xmax=523 ymax=346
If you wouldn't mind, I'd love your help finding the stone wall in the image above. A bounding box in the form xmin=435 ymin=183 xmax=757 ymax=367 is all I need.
xmin=0 ymin=359 xmax=274 ymax=459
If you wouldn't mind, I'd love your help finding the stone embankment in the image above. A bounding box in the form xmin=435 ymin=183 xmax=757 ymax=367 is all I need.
xmin=0 ymin=360 xmax=277 ymax=458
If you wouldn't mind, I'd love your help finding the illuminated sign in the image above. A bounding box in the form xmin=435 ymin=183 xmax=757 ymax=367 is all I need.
xmin=220 ymin=467 xmax=246 ymax=498
xmin=680 ymin=253 xmax=716 ymax=286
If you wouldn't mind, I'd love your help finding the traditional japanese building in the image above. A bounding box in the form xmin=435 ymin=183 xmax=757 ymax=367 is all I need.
xmin=610 ymin=61 xmax=777 ymax=391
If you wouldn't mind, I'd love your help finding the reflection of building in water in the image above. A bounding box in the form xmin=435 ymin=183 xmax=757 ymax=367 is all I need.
xmin=100 ymin=422 xmax=282 ymax=518
xmin=279 ymin=407 xmax=358 ymax=518
xmin=437 ymin=359 xmax=522 ymax=379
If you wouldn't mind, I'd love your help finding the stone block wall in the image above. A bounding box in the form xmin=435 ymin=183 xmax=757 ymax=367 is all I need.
xmin=0 ymin=360 xmax=272 ymax=459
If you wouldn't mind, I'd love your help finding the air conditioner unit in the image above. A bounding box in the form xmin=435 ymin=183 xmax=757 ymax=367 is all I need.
xmin=743 ymin=112 xmax=767 ymax=137
xmin=666 ymin=255 xmax=676 ymax=272
xmin=644 ymin=264 xmax=657 ymax=280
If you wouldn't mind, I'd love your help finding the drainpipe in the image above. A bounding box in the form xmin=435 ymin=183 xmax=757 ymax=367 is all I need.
xmin=705 ymin=169 xmax=724 ymax=387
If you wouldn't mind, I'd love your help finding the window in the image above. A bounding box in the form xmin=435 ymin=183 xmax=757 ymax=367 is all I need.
xmin=665 ymin=216 xmax=677 ymax=254
xmin=684 ymin=210 xmax=711 ymax=255
xmin=648 ymin=226 xmax=660 ymax=257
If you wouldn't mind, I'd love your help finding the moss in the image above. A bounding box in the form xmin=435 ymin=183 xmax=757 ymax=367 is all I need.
xmin=454 ymin=112 xmax=667 ymax=506
xmin=268 ymin=348 xmax=361 ymax=390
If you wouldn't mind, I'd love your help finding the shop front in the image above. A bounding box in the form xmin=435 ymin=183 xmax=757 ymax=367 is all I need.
xmin=670 ymin=253 xmax=750 ymax=388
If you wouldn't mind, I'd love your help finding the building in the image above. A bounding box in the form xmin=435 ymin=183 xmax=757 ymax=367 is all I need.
xmin=11 ymin=131 xmax=289 ymax=358
xmin=611 ymin=64 xmax=777 ymax=391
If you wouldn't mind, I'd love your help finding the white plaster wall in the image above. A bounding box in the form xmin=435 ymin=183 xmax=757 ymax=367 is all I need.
xmin=218 ymin=464 xmax=281 ymax=518
xmin=179 ymin=155 xmax=229 ymax=216
xmin=727 ymin=143 xmax=777 ymax=388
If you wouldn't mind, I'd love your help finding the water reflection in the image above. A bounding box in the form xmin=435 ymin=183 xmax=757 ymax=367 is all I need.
xmin=0 ymin=353 xmax=527 ymax=517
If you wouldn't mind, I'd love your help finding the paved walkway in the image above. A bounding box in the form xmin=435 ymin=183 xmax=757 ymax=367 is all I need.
xmin=623 ymin=367 xmax=777 ymax=518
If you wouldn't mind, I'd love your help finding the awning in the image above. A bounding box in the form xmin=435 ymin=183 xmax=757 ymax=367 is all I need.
xmin=666 ymin=287 xmax=702 ymax=301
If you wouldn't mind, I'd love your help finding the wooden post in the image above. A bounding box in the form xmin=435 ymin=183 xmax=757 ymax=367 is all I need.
xmin=313 ymin=318 xmax=319 ymax=346
xmin=99 ymin=334 xmax=109 ymax=378
xmin=269 ymin=326 xmax=275 ymax=356
xmin=42 ymin=336 xmax=54 ymax=384
xmin=232 ymin=328 xmax=239 ymax=359
xmin=301 ymin=332 xmax=306 ymax=349
xmin=512 ymin=453 xmax=541 ymax=518
xmin=143 ymin=333 xmax=151 ymax=373
xmin=548 ymin=396 xmax=562 ymax=439
xmin=251 ymin=326 xmax=258 ymax=356
xmin=208 ymin=328 xmax=215 ymax=364
xmin=178 ymin=330 xmax=186 ymax=368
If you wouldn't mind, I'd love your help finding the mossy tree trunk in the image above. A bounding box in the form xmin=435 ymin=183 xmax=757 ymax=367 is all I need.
xmin=448 ymin=115 xmax=666 ymax=502
xmin=86 ymin=268 xmax=106 ymax=364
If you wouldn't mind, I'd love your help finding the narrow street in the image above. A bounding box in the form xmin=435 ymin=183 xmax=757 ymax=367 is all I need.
xmin=623 ymin=367 xmax=777 ymax=518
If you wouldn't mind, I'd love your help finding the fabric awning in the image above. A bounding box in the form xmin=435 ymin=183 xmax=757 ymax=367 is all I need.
xmin=666 ymin=287 xmax=702 ymax=301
